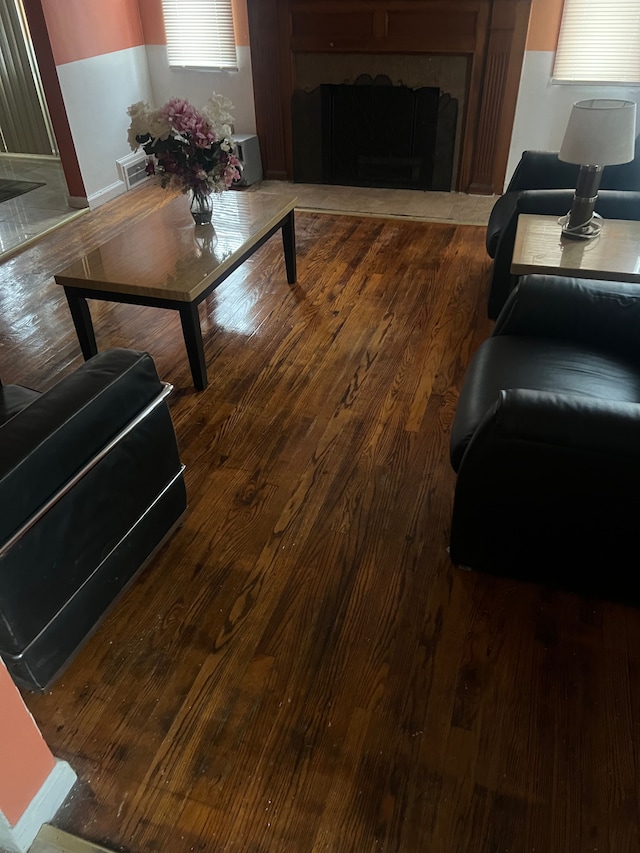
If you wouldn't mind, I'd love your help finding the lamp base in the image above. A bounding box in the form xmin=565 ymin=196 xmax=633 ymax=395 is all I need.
xmin=559 ymin=164 xmax=604 ymax=240
xmin=558 ymin=211 xmax=603 ymax=240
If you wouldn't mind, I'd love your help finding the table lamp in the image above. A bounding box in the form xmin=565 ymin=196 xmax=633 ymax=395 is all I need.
xmin=558 ymin=98 xmax=637 ymax=239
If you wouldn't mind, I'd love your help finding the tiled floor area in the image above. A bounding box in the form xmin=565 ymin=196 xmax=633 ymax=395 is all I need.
xmin=0 ymin=155 xmax=86 ymax=259
xmin=0 ymin=156 xmax=496 ymax=261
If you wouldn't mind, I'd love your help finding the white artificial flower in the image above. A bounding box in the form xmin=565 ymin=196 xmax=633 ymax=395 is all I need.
xmin=126 ymin=101 xmax=152 ymax=150
xmin=127 ymin=100 xmax=148 ymax=120
xmin=201 ymin=91 xmax=236 ymax=140
xmin=146 ymin=110 xmax=172 ymax=141
xmin=126 ymin=102 xmax=171 ymax=150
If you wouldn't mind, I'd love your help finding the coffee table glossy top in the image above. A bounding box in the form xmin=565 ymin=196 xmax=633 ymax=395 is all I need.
xmin=511 ymin=213 xmax=640 ymax=283
xmin=55 ymin=191 xmax=298 ymax=302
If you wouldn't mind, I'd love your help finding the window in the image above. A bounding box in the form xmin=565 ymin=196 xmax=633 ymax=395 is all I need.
xmin=161 ymin=0 xmax=237 ymax=70
xmin=553 ymin=0 xmax=640 ymax=83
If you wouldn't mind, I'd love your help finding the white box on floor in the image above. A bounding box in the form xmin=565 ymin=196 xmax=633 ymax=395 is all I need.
xmin=231 ymin=134 xmax=263 ymax=187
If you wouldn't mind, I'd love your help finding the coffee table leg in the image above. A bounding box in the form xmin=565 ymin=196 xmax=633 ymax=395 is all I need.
xmin=281 ymin=210 xmax=297 ymax=284
xmin=179 ymin=303 xmax=208 ymax=391
xmin=64 ymin=289 xmax=98 ymax=360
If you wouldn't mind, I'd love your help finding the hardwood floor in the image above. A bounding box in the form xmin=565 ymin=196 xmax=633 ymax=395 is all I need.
xmin=3 ymin=184 xmax=640 ymax=853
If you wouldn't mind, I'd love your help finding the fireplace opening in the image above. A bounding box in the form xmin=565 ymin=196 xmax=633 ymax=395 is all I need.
xmin=292 ymin=74 xmax=458 ymax=191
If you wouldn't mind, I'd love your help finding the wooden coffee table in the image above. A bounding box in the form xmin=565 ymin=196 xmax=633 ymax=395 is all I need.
xmin=55 ymin=191 xmax=297 ymax=390
xmin=511 ymin=213 xmax=640 ymax=283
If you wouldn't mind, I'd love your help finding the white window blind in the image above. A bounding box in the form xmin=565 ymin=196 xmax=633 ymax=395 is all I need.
xmin=553 ymin=0 xmax=640 ymax=83
xmin=161 ymin=0 xmax=238 ymax=70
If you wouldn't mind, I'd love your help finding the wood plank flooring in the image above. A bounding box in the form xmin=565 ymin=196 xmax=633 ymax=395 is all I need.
xmin=3 ymin=184 xmax=640 ymax=852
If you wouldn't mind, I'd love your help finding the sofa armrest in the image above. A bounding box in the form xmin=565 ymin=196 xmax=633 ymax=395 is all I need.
xmin=486 ymin=193 xmax=518 ymax=258
xmin=493 ymin=275 xmax=640 ymax=358
xmin=0 ymin=349 xmax=167 ymax=544
xmin=465 ymin=388 xmax=640 ymax=461
xmin=506 ymin=151 xmax=579 ymax=192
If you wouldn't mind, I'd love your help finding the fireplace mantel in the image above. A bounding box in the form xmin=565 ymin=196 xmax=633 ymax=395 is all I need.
xmin=246 ymin=0 xmax=532 ymax=194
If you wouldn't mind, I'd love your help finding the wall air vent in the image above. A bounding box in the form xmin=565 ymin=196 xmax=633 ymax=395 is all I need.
xmin=116 ymin=152 xmax=151 ymax=190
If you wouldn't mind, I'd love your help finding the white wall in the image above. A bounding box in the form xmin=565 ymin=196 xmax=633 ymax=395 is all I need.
xmin=507 ymin=51 xmax=640 ymax=188
xmin=145 ymin=45 xmax=256 ymax=135
xmin=55 ymin=41 xmax=255 ymax=206
xmin=56 ymin=45 xmax=154 ymax=207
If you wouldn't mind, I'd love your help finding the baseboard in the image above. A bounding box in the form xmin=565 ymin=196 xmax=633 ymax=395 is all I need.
xmin=86 ymin=180 xmax=126 ymax=210
xmin=0 ymin=760 xmax=77 ymax=853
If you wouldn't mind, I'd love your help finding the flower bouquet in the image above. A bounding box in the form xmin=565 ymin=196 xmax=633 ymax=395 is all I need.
xmin=126 ymin=92 xmax=241 ymax=224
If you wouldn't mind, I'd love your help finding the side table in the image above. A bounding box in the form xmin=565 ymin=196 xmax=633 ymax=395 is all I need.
xmin=511 ymin=214 xmax=640 ymax=283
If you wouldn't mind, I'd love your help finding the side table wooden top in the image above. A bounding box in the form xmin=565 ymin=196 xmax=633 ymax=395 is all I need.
xmin=511 ymin=213 xmax=640 ymax=283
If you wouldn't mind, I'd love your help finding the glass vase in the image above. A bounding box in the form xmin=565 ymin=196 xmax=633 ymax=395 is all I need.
xmin=189 ymin=190 xmax=213 ymax=226
xmin=194 ymin=224 xmax=218 ymax=257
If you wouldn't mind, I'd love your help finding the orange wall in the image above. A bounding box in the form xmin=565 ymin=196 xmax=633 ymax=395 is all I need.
xmin=137 ymin=0 xmax=166 ymax=45
xmin=138 ymin=0 xmax=249 ymax=47
xmin=232 ymin=0 xmax=250 ymax=46
xmin=41 ymin=0 xmax=144 ymax=65
xmin=0 ymin=662 xmax=55 ymax=826
xmin=526 ymin=0 xmax=565 ymax=51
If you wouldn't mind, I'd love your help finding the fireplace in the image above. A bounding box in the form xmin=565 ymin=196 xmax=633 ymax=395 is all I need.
xmin=291 ymin=52 xmax=467 ymax=192
xmin=246 ymin=0 xmax=533 ymax=195
xmin=292 ymin=79 xmax=455 ymax=190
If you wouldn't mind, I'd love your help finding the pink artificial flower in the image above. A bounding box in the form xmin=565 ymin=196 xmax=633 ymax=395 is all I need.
xmin=130 ymin=94 xmax=239 ymax=195
xmin=161 ymin=98 xmax=216 ymax=146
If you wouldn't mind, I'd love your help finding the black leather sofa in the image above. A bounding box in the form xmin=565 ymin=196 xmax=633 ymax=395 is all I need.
xmin=0 ymin=349 xmax=187 ymax=690
xmin=449 ymin=275 xmax=640 ymax=600
xmin=487 ymin=189 xmax=640 ymax=319
xmin=485 ymin=146 xmax=640 ymax=319
xmin=486 ymin=147 xmax=640 ymax=259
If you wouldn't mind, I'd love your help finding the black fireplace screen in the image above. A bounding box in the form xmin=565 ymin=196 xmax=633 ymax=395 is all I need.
xmin=292 ymin=75 xmax=458 ymax=191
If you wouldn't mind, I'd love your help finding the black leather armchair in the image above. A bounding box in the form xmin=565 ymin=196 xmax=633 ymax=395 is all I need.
xmin=449 ymin=275 xmax=640 ymax=599
xmin=486 ymin=147 xmax=640 ymax=259
xmin=0 ymin=349 xmax=187 ymax=690
xmin=487 ymin=189 xmax=640 ymax=319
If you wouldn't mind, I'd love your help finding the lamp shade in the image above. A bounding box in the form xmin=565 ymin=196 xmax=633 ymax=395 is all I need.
xmin=559 ymin=98 xmax=637 ymax=166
